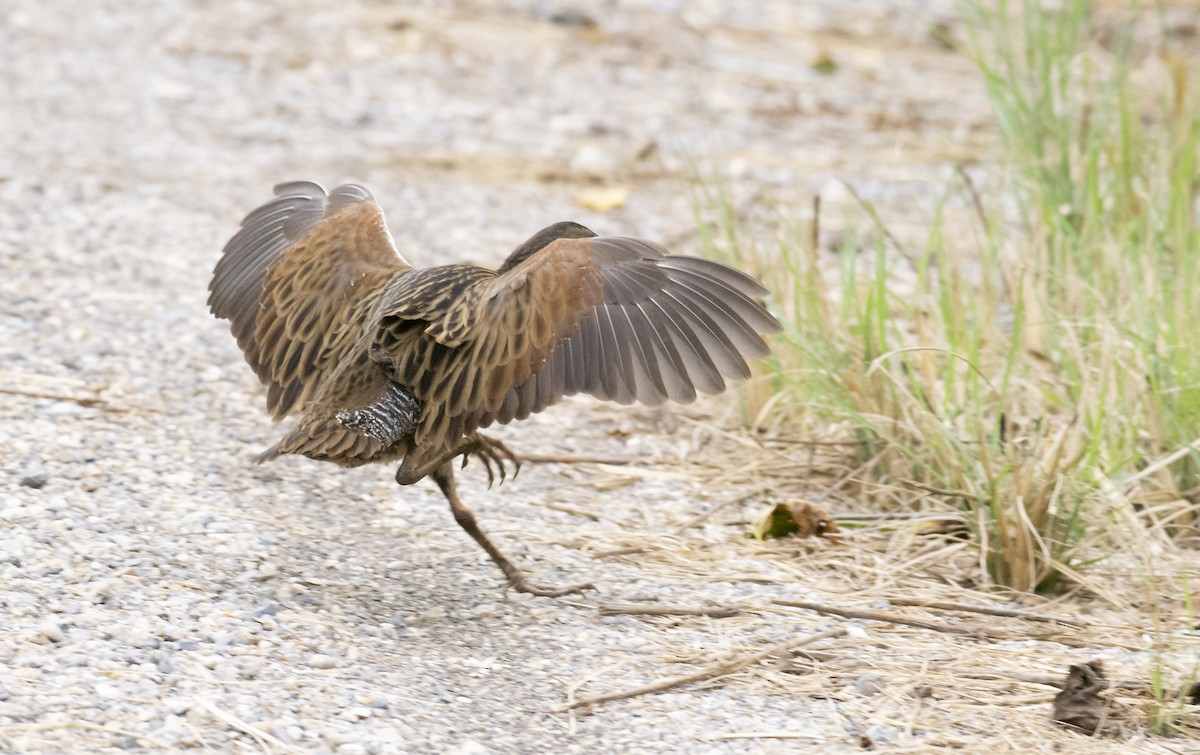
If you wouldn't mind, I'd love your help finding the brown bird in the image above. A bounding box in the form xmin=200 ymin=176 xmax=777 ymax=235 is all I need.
xmin=209 ymin=182 xmax=781 ymax=596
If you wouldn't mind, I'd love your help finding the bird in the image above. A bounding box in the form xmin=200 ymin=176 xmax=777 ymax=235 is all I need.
xmin=209 ymin=181 xmax=781 ymax=597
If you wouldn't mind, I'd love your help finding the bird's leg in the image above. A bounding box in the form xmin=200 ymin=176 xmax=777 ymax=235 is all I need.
xmin=428 ymin=461 xmax=595 ymax=598
xmin=396 ymin=434 xmax=591 ymax=596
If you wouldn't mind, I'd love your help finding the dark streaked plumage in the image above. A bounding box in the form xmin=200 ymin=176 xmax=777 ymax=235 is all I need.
xmin=209 ymin=181 xmax=781 ymax=596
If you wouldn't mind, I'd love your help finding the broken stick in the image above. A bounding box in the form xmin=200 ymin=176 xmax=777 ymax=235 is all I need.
xmin=559 ymin=627 xmax=846 ymax=711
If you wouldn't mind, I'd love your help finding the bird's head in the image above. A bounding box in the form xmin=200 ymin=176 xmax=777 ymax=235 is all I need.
xmin=498 ymin=221 xmax=597 ymax=273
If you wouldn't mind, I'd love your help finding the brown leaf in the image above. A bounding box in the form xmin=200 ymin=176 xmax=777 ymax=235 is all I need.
xmin=574 ymin=186 xmax=629 ymax=212
xmin=811 ymin=50 xmax=838 ymax=75
xmin=1051 ymin=660 xmax=1124 ymax=736
xmin=752 ymin=500 xmax=841 ymax=541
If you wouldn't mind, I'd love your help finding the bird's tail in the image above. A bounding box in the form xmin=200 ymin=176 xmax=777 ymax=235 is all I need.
xmin=253 ymin=444 xmax=282 ymax=464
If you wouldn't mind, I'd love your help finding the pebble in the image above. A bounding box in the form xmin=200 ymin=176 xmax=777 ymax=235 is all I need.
xmin=250 ymin=604 xmax=279 ymax=618
xmin=864 ymin=725 xmax=902 ymax=746
xmin=451 ymin=740 xmax=491 ymax=755
xmin=854 ymin=673 xmax=887 ymax=696
xmin=569 ymin=144 xmax=620 ymax=178
xmin=19 ymin=473 xmax=49 ymax=489
xmin=410 ymin=606 xmax=447 ymax=626
xmin=34 ymin=620 xmax=65 ymax=644
xmin=308 ymin=653 xmax=339 ymax=669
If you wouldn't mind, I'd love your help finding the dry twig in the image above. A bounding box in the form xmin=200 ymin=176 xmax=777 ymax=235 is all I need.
xmin=772 ymin=599 xmax=999 ymax=639
xmin=0 ymin=722 xmax=181 ymax=751
xmin=886 ymin=597 xmax=1083 ymax=627
xmin=195 ymin=699 xmax=305 ymax=754
xmin=597 ymin=602 xmax=742 ymax=619
xmin=590 ymin=546 xmax=646 ymax=559
xmin=543 ymin=502 xmax=604 ymax=522
xmin=559 ymin=627 xmax=846 ymax=711
xmin=519 ymin=453 xmax=636 ymax=466
xmin=900 ymin=479 xmax=978 ymax=500
xmin=0 ymin=387 xmax=106 ymax=408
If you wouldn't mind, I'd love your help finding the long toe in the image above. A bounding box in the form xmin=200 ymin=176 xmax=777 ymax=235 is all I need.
xmin=510 ymin=577 xmax=596 ymax=598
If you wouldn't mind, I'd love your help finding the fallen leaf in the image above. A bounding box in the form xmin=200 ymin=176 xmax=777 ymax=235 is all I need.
xmin=913 ymin=518 xmax=970 ymax=538
xmin=752 ymin=500 xmax=841 ymax=541
xmin=574 ymin=186 xmax=629 ymax=212
xmin=811 ymin=50 xmax=838 ymax=74
xmin=1051 ymin=660 xmax=1124 ymax=736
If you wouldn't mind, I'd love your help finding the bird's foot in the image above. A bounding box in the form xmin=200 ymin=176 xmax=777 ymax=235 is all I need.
xmin=460 ymin=435 xmax=521 ymax=488
xmin=507 ymin=574 xmax=595 ymax=598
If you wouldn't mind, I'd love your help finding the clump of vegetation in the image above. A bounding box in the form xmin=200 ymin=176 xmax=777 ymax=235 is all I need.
xmin=698 ymin=0 xmax=1200 ymax=593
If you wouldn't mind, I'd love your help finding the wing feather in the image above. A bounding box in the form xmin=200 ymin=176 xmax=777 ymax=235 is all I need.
xmin=209 ymin=182 xmax=409 ymax=419
xmin=442 ymin=234 xmax=781 ymax=437
xmin=373 ymin=236 xmax=606 ymax=444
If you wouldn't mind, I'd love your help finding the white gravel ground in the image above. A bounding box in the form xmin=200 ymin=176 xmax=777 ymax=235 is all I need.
xmin=0 ymin=1 xmax=1000 ymax=752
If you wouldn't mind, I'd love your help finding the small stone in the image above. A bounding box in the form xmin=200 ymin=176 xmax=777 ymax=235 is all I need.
xmin=19 ymin=474 xmax=48 ymax=489
xmin=544 ymin=9 xmax=597 ymax=28
xmin=308 ymin=653 xmax=338 ymax=669
xmin=864 ymin=725 xmax=900 ymax=745
xmin=569 ymin=144 xmax=619 ymax=178
xmin=250 ymin=604 xmax=279 ymax=618
xmin=844 ymin=624 xmax=869 ymax=640
xmin=855 ymin=673 xmax=887 ymax=696
xmin=35 ymin=620 xmax=64 ymax=643
xmin=451 ymin=739 xmax=490 ymax=755
xmin=410 ymin=606 xmax=446 ymax=626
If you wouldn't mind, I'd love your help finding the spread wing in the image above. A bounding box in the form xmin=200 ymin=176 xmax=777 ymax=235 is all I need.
xmin=485 ymin=236 xmax=780 ymax=426
xmin=208 ymin=182 xmax=410 ymax=419
xmin=373 ymin=226 xmax=781 ymax=445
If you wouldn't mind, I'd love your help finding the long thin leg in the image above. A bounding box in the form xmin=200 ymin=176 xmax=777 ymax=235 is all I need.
xmin=430 ymin=462 xmax=594 ymax=598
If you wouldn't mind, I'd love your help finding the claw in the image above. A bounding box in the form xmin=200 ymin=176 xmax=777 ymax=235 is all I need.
xmin=459 ymin=434 xmax=523 ymax=489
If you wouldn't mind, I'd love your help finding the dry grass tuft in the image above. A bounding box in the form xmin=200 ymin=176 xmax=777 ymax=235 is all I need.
xmin=693 ymin=0 xmax=1200 ymax=607
xmin=546 ymin=416 xmax=1200 ymax=748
